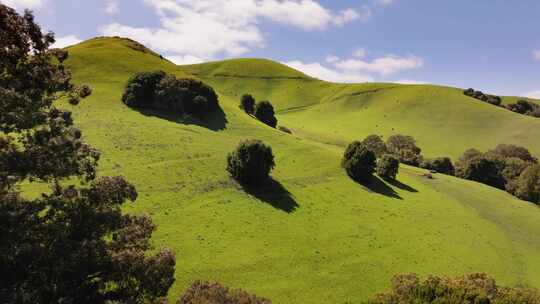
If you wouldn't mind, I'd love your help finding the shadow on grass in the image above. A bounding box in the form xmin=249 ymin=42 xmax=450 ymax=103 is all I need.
xmin=137 ymin=106 xmax=228 ymax=131
xmin=387 ymin=178 xmax=418 ymax=193
xmin=240 ymin=177 xmax=299 ymax=213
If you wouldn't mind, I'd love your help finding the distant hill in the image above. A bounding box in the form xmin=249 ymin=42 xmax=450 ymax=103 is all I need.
xmin=59 ymin=37 xmax=540 ymax=303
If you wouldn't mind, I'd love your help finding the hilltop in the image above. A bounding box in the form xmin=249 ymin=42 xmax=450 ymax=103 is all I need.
xmin=59 ymin=37 xmax=540 ymax=303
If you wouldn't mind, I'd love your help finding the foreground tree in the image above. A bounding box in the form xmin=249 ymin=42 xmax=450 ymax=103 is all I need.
xmin=342 ymin=141 xmax=377 ymax=182
xmin=368 ymin=273 xmax=540 ymax=304
xmin=240 ymin=94 xmax=256 ymax=114
xmin=362 ymin=134 xmax=388 ymax=158
xmin=0 ymin=5 xmax=175 ymax=302
xmin=377 ymin=154 xmax=400 ymax=180
xmin=254 ymin=100 xmax=278 ymax=128
xmin=227 ymin=140 xmax=275 ymax=185
xmin=178 ymin=281 xmax=271 ymax=304
xmin=386 ymin=134 xmax=423 ymax=166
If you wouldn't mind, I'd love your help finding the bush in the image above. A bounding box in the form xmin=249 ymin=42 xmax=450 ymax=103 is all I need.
xmin=386 ymin=135 xmax=423 ymax=166
xmin=368 ymin=273 xmax=540 ymax=304
xmin=240 ymin=94 xmax=256 ymax=114
xmin=226 ymin=140 xmax=275 ymax=185
xmin=420 ymin=157 xmax=455 ymax=175
xmin=122 ymin=70 xmax=167 ymax=108
xmin=123 ymin=71 xmax=219 ymax=118
xmin=455 ymin=155 xmax=505 ymax=189
xmin=507 ymin=99 xmax=537 ymax=114
xmin=342 ymin=141 xmax=377 ymax=182
xmin=362 ymin=134 xmax=388 ymax=158
xmin=515 ymin=164 xmax=540 ymax=204
xmin=278 ymin=125 xmax=292 ymax=134
xmin=377 ymin=154 xmax=399 ymax=180
xmin=178 ymin=281 xmax=271 ymax=304
xmin=254 ymin=100 xmax=278 ymax=128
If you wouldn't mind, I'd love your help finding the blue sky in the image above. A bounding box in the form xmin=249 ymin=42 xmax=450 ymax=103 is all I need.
xmin=4 ymin=0 xmax=540 ymax=97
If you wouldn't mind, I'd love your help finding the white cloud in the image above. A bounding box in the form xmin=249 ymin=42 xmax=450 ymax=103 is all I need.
xmin=393 ymin=79 xmax=428 ymax=85
xmin=102 ymin=0 xmax=361 ymax=62
xmin=533 ymin=50 xmax=540 ymax=61
xmin=334 ymin=55 xmax=423 ymax=75
xmin=377 ymin=0 xmax=394 ymax=6
xmin=326 ymin=55 xmax=340 ymax=63
xmin=524 ymin=90 xmax=540 ymax=99
xmin=51 ymin=35 xmax=82 ymax=49
xmin=2 ymin=0 xmax=43 ymax=9
xmin=105 ymin=0 xmax=119 ymax=15
xmin=167 ymin=54 xmax=204 ymax=65
xmin=353 ymin=48 xmax=367 ymax=58
xmin=284 ymin=60 xmax=373 ymax=83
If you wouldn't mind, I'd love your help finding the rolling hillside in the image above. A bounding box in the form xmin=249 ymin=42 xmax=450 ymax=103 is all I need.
xmin=61 ymin=37 xmax=540 ymax=303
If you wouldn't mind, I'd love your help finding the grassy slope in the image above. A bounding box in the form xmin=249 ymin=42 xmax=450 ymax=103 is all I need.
xmin=64 ymin=37 xmax=540 ymax=303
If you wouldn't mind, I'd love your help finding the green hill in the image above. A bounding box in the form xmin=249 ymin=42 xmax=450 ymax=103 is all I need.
xmin=61 ymin=37 xmax=540 ymax=303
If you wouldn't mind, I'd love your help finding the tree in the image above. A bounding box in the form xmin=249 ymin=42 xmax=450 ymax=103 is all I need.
xmin=0 ymin=5 xmax=175 ymax=302
xmin=254 ymin=100 xmax=278 ymax=128
xmin=386 ymin=135 xmax=423 ymax=166
xmin=507 ymin=100 xmax=536 ymax=114
xmin=342 ymin=141 xmax=377 ymax=183
xmin=515 ymin=164 xmax=540 ymax=204
xmin=377 ymin=154 xmax=399 ymax=180
xmin=122 ymin=70 xmax=167 ymax=108
xmin=488 ymin=144 xmax=537 ymax=163
xmin=502 ymin=157 xmax=531 ymax=195
xmin=227 ymin=140 xmax=275 ymax=185
xmin=178 ymin=281 xmax=271 ymax=304
xmin=420 ymin=157 xmax=455 ymax=175
xmin=456 ymin=156 xmax=505 ymax=189
xmin=240 ymin=94 xmax=256 ymax=115
xmin=362 ymin=135 xmax=388 ymax=158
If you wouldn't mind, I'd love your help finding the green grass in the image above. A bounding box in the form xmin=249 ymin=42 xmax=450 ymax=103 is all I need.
xmin=60 ymin=37 xmax=540 ymax=303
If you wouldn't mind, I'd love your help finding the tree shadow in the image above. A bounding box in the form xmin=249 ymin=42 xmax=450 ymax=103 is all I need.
xmin=352 ymin=175 xmax=402 ymax=200
xmin=240 ymin=177 xmax=299 ymax=213
xmin=387 ymin=178 xmax=418 ymax=193
xmin=136 ymin=106 xmax=228 ymax=131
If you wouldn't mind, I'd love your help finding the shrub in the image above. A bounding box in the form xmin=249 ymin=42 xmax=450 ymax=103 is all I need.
xmin=178 ymin=281 xmax=271 ymax=304
xmin=455 ymin=155 xmax=505 ymax=189
xmin=240 ymin=94 xmax=256 ymax=114
xmin=254 ymin=101 xmax=278 ymax=128
xmin=515 ymin=164 xmax=540 ymax=204
xmin=367 ymin=273 xmax=540 ymax=304
xmin=226 ymin=140 xmax=275 ymax=185
xmin=342 ymin=141 xmax=377 ymax=182
xmin=377 ymin=154 xmax=399 ymax=180
xmin=122 ymin=70 xmax=167 ymax=108
xmin=507 ymin=99 xmax=536 ymax=114
xmin=420 ymin=157 xmax=455 ymax=175
xmin=362 ymin=134 xmax=388 ymax=158
xmin=123 ymin=72 xmax=219 ymax=118
xmin=278 ymin=125 xmax=292 ymax=134
xmin=386 ymin=135 xmax=423 ymax=166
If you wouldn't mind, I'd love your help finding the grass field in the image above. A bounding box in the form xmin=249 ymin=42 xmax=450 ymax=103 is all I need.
xmin=61 ymin=37 xmax=540 ymax=303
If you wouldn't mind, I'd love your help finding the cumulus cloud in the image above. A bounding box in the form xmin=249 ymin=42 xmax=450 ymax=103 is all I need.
xmin=102 ymin=0 xmax=361 ymax=63
xmin=284 ymin=60 xmax=373 ymax=83
xmin=2 ymin=0 xmax=43 ymax=9
xmin=393 ymin=79 xmax=428 ymax=85
xmin=524 ymin=90 xmax=540 ymax=99
xmin=51 ymin=35 xmax=82 ymax=48
xmin=334 ymin=55 xmax=423 ymax=75
xmin=533 ymin=50 xmax=540 ymax=61
xmin=167 ymin=54 xmax=204 ymax=65
xmin=105 ymin=0 xmax=119 ymax=15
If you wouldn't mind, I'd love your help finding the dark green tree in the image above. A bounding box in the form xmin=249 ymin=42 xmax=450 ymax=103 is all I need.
xmin=362 ymin=134 xmax=388 ymax=158
xmin=226 ymin=140 xmax=275 ymax=185
xmin=515 ymin=164 xmax=540 ymax=204
xmin=0 ymin=5 xmax=175 ymax=302
xmin=122 ymin=70 xmax=166 ymax=108
xmin=342 ymin=141 xmax=377 ymax=183
xmin=240 ymin=94 xmax=256 ymax=115
xmin=377 ymin=154 xmax=400 ymax=180
xmin=502 ymin=157 xmax=531 ymax=195
xmin=178 ymin=281 xmax=271 ymax=304
xmin=420 ymin=157 xmax=455 ymax=175
xmin=254 ymin=100 xmax=278 ymax=128
xmin=487 ymin=144 xmax=537 ymax=163
xmin=386 ymin=134 xmax=423 ymax=166
xmin=456 ymin=156 xmax=505 ymax=189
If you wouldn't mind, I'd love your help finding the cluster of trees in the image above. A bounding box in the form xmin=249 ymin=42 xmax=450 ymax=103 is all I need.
xmin=240 ymin=94 xmax=278 ymax=128
xmin=0 ymin=5 xmax=175 ymax=302
xmin=122 ymin=71 xmax=219 ymax=118
xmin=455 ymin=144 xmax=540 ymax=204
xmin=463 ymin=88 xmax=502 ymax=106
xmin=463 ymin=88 xmax=540 ymax=118
xmin=507 ymin=99 xmax=540 ymax=117
xmin=368 ymin=273 xmax=540 ymax=304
